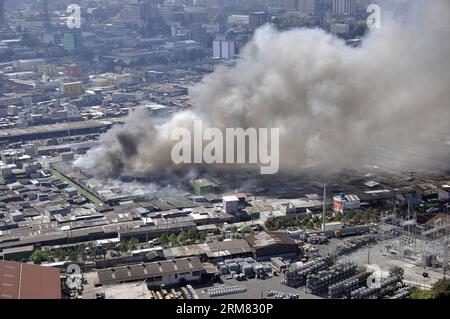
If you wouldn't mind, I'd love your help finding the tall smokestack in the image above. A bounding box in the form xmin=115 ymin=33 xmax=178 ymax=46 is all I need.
xmin=322 ymin=183 xmax=326 ymax=232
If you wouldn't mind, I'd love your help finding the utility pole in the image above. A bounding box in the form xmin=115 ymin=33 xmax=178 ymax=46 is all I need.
xmin=407 ymin=202 xmax=411 ymax=237
xmin=322 ymin=184 xmax=326 ymax=232
xmin=146 ymin=220 xmax=149 ymax=244
xmin=444 ymin=211 xmax=449 ymax=279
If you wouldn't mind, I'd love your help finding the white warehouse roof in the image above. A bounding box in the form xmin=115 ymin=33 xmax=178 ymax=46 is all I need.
xmin=223 ymin=195 xmax=239 ymax=202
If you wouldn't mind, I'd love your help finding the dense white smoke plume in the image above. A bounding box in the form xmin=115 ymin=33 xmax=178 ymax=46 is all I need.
xmin=76 ymin=0 xmax=450 ymax=178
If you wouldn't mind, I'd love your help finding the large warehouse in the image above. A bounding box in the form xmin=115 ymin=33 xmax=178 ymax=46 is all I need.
xmin=245 ymin=231 xmax=300 ymax=260
xmin=97 ymin=257 xmax=208 ymax=288
xmin=163 ymin=239 xmax=253 ymax=261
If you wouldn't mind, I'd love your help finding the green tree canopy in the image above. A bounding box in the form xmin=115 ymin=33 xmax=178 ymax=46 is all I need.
xmin=30 ymin=250 xmax=50 ymax=264
xmin=432 ymin=278 xmax=450 ymax=299
xmin=389 ymin=266 xmax=405 ymax=279
xmin=168 ymin=233 xmax=178 ymax=245
xmin=128 ymin=238 xmax=139 ymax=251
xmin=177 ymin=231 xmax=187 ymax=244
xmin=159 ymin=233 xmax=169 ymax=245
xmin=410 ymin=288 xmax=435 ymax=299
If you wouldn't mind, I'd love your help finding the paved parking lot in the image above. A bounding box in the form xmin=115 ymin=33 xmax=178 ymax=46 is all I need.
xmin=197 ymin=275 xmax=322 ymax=299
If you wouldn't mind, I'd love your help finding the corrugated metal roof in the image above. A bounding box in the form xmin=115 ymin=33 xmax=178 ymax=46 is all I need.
xmin=97 ymin=257 xmax=204 ymax=285
xmin=0 ymin=260 xmax=61 ymax=299
xmin=245 ymin=231 xmax=295 ymax=249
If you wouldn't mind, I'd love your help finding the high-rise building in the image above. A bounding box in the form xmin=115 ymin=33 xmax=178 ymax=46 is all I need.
xmin=332 ymin=0 xmax=356 ymax=15
xmin=317 ymin=0 xmax=333 ymax=15
xmin=122 ymin=0 xmax=167 ymax=36
xmin=213 ymin=35 xmax=235 ymax=60
xmin=160 ymin=1 xmax=175 ymax=23
xmin=249 ymin=12 xmax=268 ymax=30
xmin=122 ymin=1 xmax=143 ymax=25
xmin=191 ymin=23 xmax=209 ymax=47
xmin=142 ymin=0 xmax=167 ymax=36
xmin=298 ymin=0 xmax=318 ymax=15
xmin=281 ymin=0 xmax=297 ymax=11
xmin=63 ymin=29 xmax=83 ymax=52
xmin=0 ymin=0 xmax=6 ymax=27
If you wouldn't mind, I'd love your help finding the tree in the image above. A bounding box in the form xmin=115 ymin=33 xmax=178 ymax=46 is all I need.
xmin=199 ymin=231 xmax=207 ymax=242
xmin=128 ymin=238 xmax=139 ymax=251
xmin=52 ymin=249 xmax=66 ymax=261
xmin=105 ymin=242 xmax=116 ymax=251
xmin=409 ymin=288 xmax=435 ymax=299
xmin=30 ymin=250 xmax=49 ymax=264
xmin=431 ymin=278 xmax=450 ymax=299
xmin=293 ymin=218 xmax=302 ymax=227
xmin=68 ymin=250 xmax=78 ymax=262
xmin=177 ymin=231 xmax=187 ymax=244
xmin=275 ymin=220 xmax=283 ymax=230
xmin=389 ymin=266 xmax=405 ymax=279
xmin=346 ymin=210 xmax=355 ymax=220
xmin=159 ymin=233 xmax=169 ymax=245
xmin=353 ymin=212 xmax=364 ymax=224
xmin=302 ymin=218 xmax=310 ymax=227
xmin=100 ymin=247 xmax=108 ymax=260
xmin=119 ymin=240 xmax=129 ymax=253
xmin=239 ymin=226 xmax=251 ymax=234
xmin=168 ymin=233 xmax=178 ymax=246
xmin=79 ymin=251 xmax=87 ymax=261
xmin=187 ymin=229 xmax=197 ymax=241
xmin=229 ymin=226 xmax=238 ymax=233
xmin=92 ymin=248 xmax=103 ymax=260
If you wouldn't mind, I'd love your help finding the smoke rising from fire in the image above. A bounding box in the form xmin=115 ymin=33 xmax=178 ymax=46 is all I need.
xmin=75 ymin=0 xmax=450 ymax=178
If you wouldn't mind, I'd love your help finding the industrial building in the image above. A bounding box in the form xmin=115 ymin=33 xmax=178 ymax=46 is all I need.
xmin=332 ymin=193 xmax=360 ymax=214
xmin=163 ymin=239 xmax=253 ymax=261
xmin=245 ymin=231 xmax=301 ymax=260
xmin=222 ymin=195 xmax=239 ymax=214
xmin=0 ymin=260 xmax=61 ymax=299
xmin=0 ymin=120 xmax=113 ymax=142
xmin=192 ymin=178 xmax=217 ymax=196
xmin=0 ymin=245 xmax=34 ymax=261
xmin=118 ymin=220 xmax=197 ymax=242
xmin=97 ymin=257 xmax=208 ymax=288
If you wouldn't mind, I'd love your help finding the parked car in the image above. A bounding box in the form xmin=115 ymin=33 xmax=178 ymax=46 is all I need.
xmin=95 ymin=292 xmax=105 ymax=299
xmin=251 ymin=224 xmax=263 ymax=231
